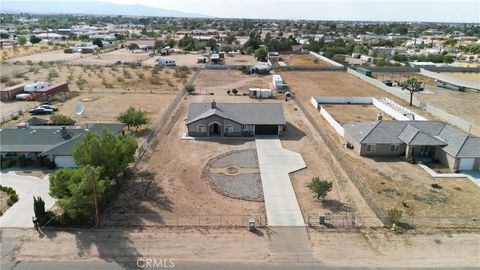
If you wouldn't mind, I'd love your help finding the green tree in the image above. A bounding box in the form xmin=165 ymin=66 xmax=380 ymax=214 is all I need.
xmin=114 ymin=33 xmax=125 ymax=41
xmin=0 ymin=32 xmax=9 ymax=39
xmin=308 ymin=177 xmax=333 ymax=201
xmin=50 ymin=114 xmax=76 ymax=125
xmin=127 ymin=43 xmax=139 ymax=50
xmin=401 ymin=78 xmax=422 ymax=106
xmin=49 ymin=166 xmax=107 ymax=224
xmin=33 ymin=196 xmax=46 ymax=220
xmin=206 ymin=38 xmax=218 ymax=50
xmin=92 ymin=38 xmax=103 ymax=48
xmin=116 ymin=106 xmax=149 ymax=131
xmin=72 ymin=130 xmax=138 ymax=180
xmin=185 ymin=83 xmax=195 ymax=94
xmin=17 ymin=36 xmax=27 ymax=46
xmin=254 ymin=47 xmax=268 ymax=61
xmin=29 ymin=35 xmax=42 ymax=44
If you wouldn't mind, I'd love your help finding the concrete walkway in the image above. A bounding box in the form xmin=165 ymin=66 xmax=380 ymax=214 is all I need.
xmin=255 ymin=137 xmax=306 ymax=226
xmin=0 ymin=171 xmax=55 ymax=228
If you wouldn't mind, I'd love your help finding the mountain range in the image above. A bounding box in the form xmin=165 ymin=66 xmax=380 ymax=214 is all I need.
xmin=0 ymin=1 xmax=209 ymax=18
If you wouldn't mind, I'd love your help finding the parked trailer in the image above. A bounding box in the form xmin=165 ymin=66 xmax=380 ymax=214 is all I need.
xmin=36 ymin=82 xmax=69 ymax=101
xmin=0 ymin=83 xmax=26 ymax=101
xmin=249 ymin=88 xmax=272 ymax=99
xmin=24 ymin=81 xmax=50 ymax=92
xmin=355 ymin=67 xmax=372 ymax=77
xmin=155 ymin=57 xmax=176 ymax=66
xmin=436 ymin=80 xmax=465 ymax=91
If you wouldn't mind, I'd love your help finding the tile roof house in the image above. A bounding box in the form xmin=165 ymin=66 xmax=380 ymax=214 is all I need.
xmin=344 ymin=120 xmax=480 ymax=171
xmin=0 ymin=123 xmax=124 ymax=168
xmin=186 ymin=101 xmax=286 ymax=137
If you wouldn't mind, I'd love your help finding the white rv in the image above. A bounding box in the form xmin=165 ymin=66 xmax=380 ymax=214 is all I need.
xmin=24 ymin=81 xmax=50 ymax=92
xmin=249 ymin=88 xmax=272 ymax=99
xmin=272 ymin=75 xmax=287 ymax=90
xmin=155 ymin=57 xmax=176 ymax=67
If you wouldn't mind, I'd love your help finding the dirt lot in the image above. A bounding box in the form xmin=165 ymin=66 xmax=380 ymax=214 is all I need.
xmin=310 ymin=229 xmax=480 ymax=267
xmin=69 ymin=48 xmax=152 ymax=66
xmin=441 ymin=72 xmax=480 ymax=84
xmin=282 ymin=71 xmax=480 ymax=228
xmin=15 ymin=227 xmax=269 ymax=262
xmin=374 ymin=72 xmax=480 ymax=134
xmin=194 ymin=70 xmax=271 ymax=95
xmin=223 ymin=54 xmax=258 ymax=65
xmin=5 ymin=49 xmax=81 ymax=64
xmin=141 ymin=53 xmax=203 ymax=67
xmin=282 ymin=54 xmax=332 ymax=66
xmin=3 ymin=92 xmax=174 ymax=126
xmin=1 ymin=43 xmax=66 ymax=61
xmin=322 ymin=104 xmax=393 ymax=124
xmin=0 ymin=64 xmax=190 ymax=93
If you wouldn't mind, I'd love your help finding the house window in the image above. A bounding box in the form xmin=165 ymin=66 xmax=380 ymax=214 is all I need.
xmin=225 ymin=125 xmax=233 ymax=134
xmin=390 ymin=144 xmax=400 ymax=152
xmin=366 ymin=144 xmax=376 ymax=153
xmin=197 ymin=125 xmax=206 ymax=133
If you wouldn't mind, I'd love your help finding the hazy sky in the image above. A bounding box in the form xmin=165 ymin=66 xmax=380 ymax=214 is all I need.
xmin=101 ymin=0 xmax=479 ymax=22
xmin=7 ymin=0 xmax=480 ymax=22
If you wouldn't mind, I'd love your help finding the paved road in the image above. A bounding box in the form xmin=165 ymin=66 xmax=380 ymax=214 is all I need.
xmin=255 ymin=137 xmax=306 ymax=226
xmin=0 ymin=171 xmax=55 ymax=228
xmin=5 ymin=260 xmax=476 ymax=270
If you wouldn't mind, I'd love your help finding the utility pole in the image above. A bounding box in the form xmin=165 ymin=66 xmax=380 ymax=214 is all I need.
xmin=89 ymin=166 xmax=100 ymax=228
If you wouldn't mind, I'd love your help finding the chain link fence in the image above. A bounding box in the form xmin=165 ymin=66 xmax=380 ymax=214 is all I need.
xmin=308 ymin=213 xmax=480 ymax=229
xmin=135 ymin=69 xmax=202 ymax=161
xmin=102 ymin=214 xmax=266 ymax=228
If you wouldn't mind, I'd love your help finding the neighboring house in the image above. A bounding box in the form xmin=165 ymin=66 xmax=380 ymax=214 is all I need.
xmin=344 ymin=120 xmax=480 ymax=171
xmin=0 ymin=123 xmax=123 ymax=168
xmin=186 ymin=101 xmax=286 ymax=137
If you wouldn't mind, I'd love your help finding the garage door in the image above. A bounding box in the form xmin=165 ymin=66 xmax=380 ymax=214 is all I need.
xmin=459 ymin=158 xmax=475 ymax=170
xmin=54 ymin=156 xmax=77 ymax=168
xmin=255 ymin=125 xmax=278 ymax=135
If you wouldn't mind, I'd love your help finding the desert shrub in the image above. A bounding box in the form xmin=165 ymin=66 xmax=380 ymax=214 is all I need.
xmin=117 ymin=77 xmax=125 ymax=82
xmin=50 ymin=114 xmax=76 ymax=125
xmin=6 ymin=81 xmax=18 ymax=87
xmin=150 ymin=77 xmax=161 ymax=85
xmin=123 ymin=69 xmax=132 ymax=78
xmin=387 ymin=208 xmax=403 ymax=225
xmin=48 ymin=69 xmax=59 ymax=79
xmin=137 ymin=72 xmax=145 ymax=79
xmin=231 ymin=88 xmax=238 ymax=95
xmin=184 ymin=83 xmax=195 ymax=93
xmin=165 ymin=78 xmax=174 ymax=87
xmin=0 ymin=77 xmax=9 ymax=83
xmin=1 ymin=159 xmax=13 ymax=169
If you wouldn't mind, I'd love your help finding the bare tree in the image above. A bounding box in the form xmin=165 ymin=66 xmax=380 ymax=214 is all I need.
xmin=401 ymin=78 xmax=422 ymax=106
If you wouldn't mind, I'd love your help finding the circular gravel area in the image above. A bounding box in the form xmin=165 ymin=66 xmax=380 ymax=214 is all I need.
xmin=203 ymin=149 xmax=264 ymax=202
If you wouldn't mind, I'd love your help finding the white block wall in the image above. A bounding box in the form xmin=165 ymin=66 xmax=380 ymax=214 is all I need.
xmin=320 ymin=106 xmax=345 ymax=137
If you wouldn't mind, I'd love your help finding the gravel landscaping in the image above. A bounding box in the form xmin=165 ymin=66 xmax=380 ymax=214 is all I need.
xmin=203 ymin=149 xmax=264 ymax=201
xmin=210 ymin=149 xmax=258 ymax=168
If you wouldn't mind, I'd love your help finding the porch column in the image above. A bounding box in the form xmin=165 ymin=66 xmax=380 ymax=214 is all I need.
xmin=405 ymin=145 xmax=413 ymax=158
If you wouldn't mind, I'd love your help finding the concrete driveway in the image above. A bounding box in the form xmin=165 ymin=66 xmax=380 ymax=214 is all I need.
xmin=255 ymin=137 xmax=306 ymax=226
xmin=0 ymin=171 xmax=55 ymax=228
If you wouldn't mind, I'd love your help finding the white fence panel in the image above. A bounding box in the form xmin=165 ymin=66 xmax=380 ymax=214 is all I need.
xmin=309 ymin=51 xmax=344 ymax=67
xmin=320 ymin=106 xmax=345 ymax=137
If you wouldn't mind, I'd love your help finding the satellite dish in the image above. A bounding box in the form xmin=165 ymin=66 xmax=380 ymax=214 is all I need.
xmin=75 ymin=103 xmax=85 ymax=116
